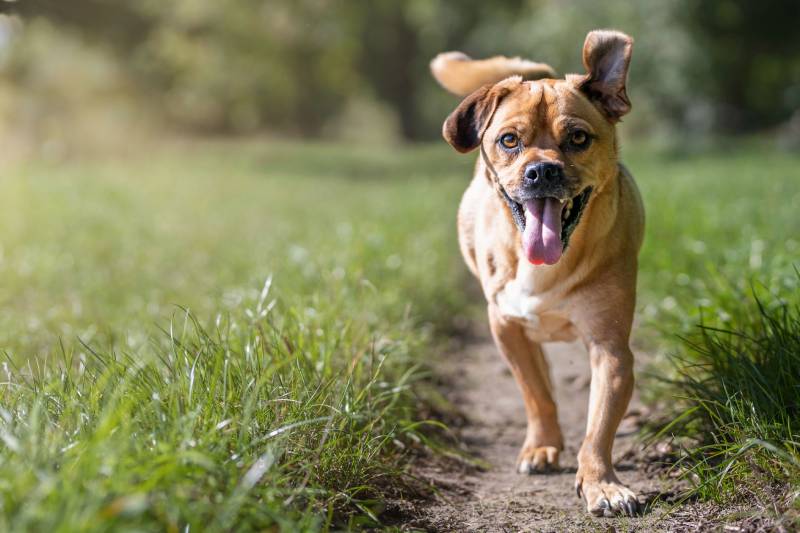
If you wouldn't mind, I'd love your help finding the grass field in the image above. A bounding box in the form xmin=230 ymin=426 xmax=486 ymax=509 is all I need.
xmin=0 ymin=139 xmax=798 ymax=530
xmin=0 ymin=141 xmax=473 ymax=531
xmin=629 ymin=142 xmax=800 ymax=340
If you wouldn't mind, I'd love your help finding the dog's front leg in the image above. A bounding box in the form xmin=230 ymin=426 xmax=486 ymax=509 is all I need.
xmin=488 ymin=304 xmax=563 ymax=473
xmin=575 ymin=341 xmax=640 ymax=516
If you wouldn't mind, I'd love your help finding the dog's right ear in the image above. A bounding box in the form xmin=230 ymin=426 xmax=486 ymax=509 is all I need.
xmin=577 ymin=30 xmax=633 ymax=121
xmin=442 ymin=81 xmax=514 ymax=153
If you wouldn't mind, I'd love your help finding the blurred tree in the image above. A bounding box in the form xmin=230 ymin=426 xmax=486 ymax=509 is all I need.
xmin=354 ymin=2 xmax=421 ymax=139
xmin=3 ymin=0 xmax=365 ymax=135
xmin=679 ymin=0 xmax=800 ymax=132
xmin=3 ymin=0 xmax=155 ymax=53
xmin=2 ymin=0 xmax=798 ymax=140
xmin=353 ymin=0 xmax=523 ymax=139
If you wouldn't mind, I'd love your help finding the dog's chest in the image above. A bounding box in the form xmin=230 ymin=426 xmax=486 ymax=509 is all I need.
xmin=494 ymin=273 xmax=578 ymax=343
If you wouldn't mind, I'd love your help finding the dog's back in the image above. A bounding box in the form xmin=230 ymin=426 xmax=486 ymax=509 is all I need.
xmin=430 ymin=52 xmax=556 ymax=96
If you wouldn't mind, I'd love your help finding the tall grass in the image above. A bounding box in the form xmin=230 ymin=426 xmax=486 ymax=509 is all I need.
xmin=628 ymin=141 xmax=800 ymax=521
xmin=656 ymin=276 xmax=800 ymax=513
xmin=0 ymin=287 xmax=434 ymax=531
xmin=0 ymin=140 xmax=473 ymax=530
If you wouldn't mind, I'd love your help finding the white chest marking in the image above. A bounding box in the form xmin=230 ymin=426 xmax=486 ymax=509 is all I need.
xmin=495 ymin=278 xmax=544 ymax=326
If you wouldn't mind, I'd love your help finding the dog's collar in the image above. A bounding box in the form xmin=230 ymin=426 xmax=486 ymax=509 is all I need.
xmin=480 ymin=144 xmax=525 ymax=232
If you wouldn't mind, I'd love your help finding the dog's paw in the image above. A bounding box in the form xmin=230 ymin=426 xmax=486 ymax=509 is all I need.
xmin=575 ymin=475 xmax=640 ymax=517
xmin=516 ymin=444 xmax=559 ymax=473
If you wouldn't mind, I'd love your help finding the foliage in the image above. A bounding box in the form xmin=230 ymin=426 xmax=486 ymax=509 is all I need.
xmin=2 ymin=0 xmax=798 ymax=140
xmin=679 ymin=0 xmax=800 ymax=132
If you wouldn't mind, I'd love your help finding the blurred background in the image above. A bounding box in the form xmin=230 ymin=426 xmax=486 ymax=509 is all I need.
xmin=1 ymin=0 xmax=800 ymax=157
xmin=0 ymin=3 xmax=798 ymax=530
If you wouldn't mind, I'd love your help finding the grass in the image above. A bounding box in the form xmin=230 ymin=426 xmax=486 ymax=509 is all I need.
xmin=625 ymin=140 xmax=800 ymax=342
xmin=657 ymin=285 xmax=799 ymax=502
xmin=0 ymin=140 xmax=472 ymax=531
xmin=625 ymin=140 xmax=800 ymax=521
xmin=0 ymin=137 xmax=798 ymax=529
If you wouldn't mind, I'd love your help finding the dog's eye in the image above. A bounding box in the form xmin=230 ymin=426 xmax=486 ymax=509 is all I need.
xmin=568 ymin=130 xmax=590 ymax=148
xmin=499 ymin=133 xmax=519 ymax=149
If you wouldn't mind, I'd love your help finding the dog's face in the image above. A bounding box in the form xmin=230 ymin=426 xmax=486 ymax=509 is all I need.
xmin=443 ymin=31 xmax=633 ymax=265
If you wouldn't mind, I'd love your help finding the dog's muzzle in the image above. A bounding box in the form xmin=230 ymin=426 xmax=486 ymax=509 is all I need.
xmin=481 ymin=146 xmax=592 ymax=264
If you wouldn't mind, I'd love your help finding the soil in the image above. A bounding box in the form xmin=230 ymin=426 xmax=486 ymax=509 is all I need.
xmin=391 ymin=326 xmax=792 ymax=532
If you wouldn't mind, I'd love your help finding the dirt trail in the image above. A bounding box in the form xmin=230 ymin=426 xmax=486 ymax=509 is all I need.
xmin=404 ymin=328 xmax=679 ymax=532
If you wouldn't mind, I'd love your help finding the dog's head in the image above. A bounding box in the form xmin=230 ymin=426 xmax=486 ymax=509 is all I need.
xmin=442 ymin=30 xmax=633 ymax=266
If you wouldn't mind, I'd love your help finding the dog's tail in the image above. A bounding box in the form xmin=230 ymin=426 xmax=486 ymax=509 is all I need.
xmin=430 ymin=52 xmax=556 ymax=97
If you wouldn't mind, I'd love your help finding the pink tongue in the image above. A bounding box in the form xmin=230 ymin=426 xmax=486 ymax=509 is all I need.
xmin=522 ymin=198 xmax=563 ymax=265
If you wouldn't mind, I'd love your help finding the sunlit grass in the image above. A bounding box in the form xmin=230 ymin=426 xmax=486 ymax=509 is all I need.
xmin=627 ymin=141 xmax=800 ymax=342
xmin=627 ymin=141 xmax=800 ymax=518
xmin=0 ymin=141 xmax=471 ymax=355
xmin=652 ymin=281 xmax=800 ymax=525
xmin=0 ymin=140 xmax=472 ymax=530
xmin=0 ymin=138 xmax=798 ymax=529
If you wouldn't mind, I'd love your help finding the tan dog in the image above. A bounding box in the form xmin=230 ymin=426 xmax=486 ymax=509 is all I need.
xmin=431 ymin=30 xmax=644 ymax=517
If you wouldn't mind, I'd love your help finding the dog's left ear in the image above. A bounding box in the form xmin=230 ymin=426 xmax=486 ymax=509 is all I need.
xmin=442 ymin=79 xmax=516 ymax=153
xmin=578 ymin=30 xmax=633 ymax=122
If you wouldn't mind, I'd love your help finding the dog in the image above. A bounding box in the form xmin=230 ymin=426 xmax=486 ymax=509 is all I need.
xmin=431 ymin=30 xmax=644 ymax=517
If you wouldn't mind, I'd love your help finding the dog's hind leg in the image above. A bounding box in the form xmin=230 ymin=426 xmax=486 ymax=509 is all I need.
xmin=488 ymin=304 xmax=563 ymax=473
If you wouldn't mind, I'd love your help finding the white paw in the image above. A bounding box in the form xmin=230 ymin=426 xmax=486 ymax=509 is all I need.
xmin=517 ymin=445 xmax=560 ymax=473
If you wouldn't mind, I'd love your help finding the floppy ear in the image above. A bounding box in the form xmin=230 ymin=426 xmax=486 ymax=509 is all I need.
xmin=442 ymin=81 xmax=513 ymax=153
xmin=577 ymin=30 xmax=633 ymax=121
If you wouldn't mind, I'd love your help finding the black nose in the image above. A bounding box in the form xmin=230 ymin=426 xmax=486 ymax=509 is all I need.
xmin=523 ymin=161 xmax=564 ymax=186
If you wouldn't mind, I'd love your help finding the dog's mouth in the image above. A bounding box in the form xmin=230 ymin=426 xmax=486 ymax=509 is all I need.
xmin=507 ymin=187 xmax=593 ymax=266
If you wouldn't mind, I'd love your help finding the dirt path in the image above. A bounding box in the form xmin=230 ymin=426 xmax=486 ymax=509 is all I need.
xmin=403 ymin=328 xmax=681 ymax=532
